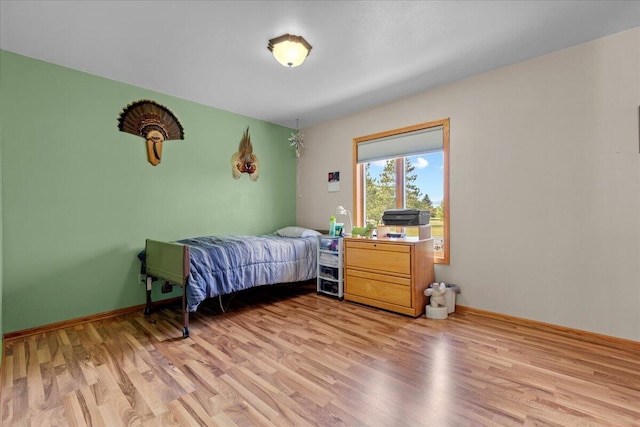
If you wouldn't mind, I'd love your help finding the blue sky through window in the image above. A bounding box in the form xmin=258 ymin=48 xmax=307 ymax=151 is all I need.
xmin=368 ymin=151 xmax=444 ymax=206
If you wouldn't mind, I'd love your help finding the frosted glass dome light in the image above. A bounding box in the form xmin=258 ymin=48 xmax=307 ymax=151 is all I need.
xmin=268 ymin=34 xmax=312 ymax=68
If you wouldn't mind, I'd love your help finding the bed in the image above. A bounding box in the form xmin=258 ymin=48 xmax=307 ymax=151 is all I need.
xmin=141 ymin=227 xmax=320 ymax=337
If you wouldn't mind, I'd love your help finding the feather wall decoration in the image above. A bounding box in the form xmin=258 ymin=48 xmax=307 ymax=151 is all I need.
xmin=117 ymin=99 xmax=184 ymax=166
xmin=231 ymin=126 xmax=259 ymax=181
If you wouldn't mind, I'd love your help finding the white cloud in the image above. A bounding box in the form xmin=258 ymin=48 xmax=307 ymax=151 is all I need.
xmin=414 ymin=157 xmax=429 ymax=168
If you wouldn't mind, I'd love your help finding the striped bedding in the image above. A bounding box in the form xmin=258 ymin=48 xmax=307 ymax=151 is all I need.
xmin=177 ymin=234 xmax=317 ymax=312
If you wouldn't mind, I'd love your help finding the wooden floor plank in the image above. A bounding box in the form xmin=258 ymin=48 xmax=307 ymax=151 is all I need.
xmin=2 ymin=284 xmax=640 ymax=426
xmin=61 ymin=391 xmax=89 ymax=427
xmin=1 ymin=355 xmax=14 ymax=424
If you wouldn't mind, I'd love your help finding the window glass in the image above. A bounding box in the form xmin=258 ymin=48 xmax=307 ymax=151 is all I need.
xmin=362 ymin=152 xmax=444 ymax=257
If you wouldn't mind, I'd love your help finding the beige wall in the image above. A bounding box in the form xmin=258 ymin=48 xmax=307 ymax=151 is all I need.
xmin=297 ymin=27 xmax=640 ymax=341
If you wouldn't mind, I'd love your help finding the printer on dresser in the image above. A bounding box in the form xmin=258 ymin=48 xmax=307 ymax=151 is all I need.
xmin=381 ymin=209 xmax=430 ymax=226
xmin=343 ymin=225 xmax=434 ymax=316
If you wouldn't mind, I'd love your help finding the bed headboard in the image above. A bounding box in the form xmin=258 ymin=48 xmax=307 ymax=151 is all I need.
xmin=145 ymin=239 xmax=190 ymax=286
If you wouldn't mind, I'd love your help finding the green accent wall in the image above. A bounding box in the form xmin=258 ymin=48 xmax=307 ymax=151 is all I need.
xmin=1 ymin=119 xmax=4 ymax=361
xmin=0 ymin=50 xmax=297 ymax=333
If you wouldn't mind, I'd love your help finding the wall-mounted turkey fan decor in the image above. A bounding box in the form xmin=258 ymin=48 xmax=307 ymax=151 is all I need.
xmin=117 ymin=99 xmax=184 ymax=166
xmin=231 ymin=126 xmax=259 ymax=181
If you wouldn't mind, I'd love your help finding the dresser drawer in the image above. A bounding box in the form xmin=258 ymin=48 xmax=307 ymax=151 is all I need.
xmin=343 ymin=235 xmax=433 ymax=317
xmin=345 ymin=241 xmax=411 ymax=275
xmin=345 ymin=269 xmax=411 ymax=307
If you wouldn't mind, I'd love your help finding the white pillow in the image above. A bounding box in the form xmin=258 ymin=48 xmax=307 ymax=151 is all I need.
xmin=275 ymin=226 xmax=321 ymax=238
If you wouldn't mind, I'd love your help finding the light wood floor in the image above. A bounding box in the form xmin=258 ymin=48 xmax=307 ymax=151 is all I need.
xmin=2 ymin=283 xmax=640 ymax=426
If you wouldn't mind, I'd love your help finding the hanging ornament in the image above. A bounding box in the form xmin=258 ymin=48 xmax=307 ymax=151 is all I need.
xmin=288 ymin=118 xmax=305 ymax=157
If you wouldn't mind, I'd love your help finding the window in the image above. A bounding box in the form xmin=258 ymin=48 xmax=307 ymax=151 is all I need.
xmin=353 ymin=119 xmax=450 ymax=264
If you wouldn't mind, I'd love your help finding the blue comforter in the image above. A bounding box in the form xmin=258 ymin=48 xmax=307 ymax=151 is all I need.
xmin=178 ymin=234 xmax=317 ymax=312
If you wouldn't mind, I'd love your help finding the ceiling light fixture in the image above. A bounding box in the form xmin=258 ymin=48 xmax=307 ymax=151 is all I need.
xmin=268 ymin=34 xmax=312 ymax=68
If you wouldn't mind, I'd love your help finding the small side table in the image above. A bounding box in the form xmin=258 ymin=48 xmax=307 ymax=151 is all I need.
xmin=316 ymin=235 xmax=344 ymax=299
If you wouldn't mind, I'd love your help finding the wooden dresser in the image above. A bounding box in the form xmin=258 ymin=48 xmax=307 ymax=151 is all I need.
xmin=343 ymin=228 xmax=434 ymax=317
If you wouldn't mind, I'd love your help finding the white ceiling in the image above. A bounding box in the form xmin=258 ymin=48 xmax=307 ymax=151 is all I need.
xmin=1 ymin=1 xmax=639 ymax=129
